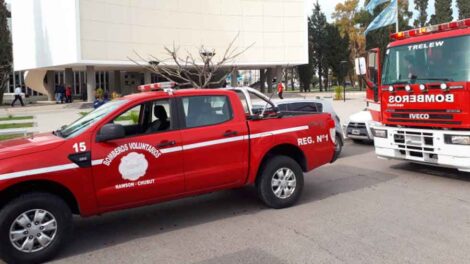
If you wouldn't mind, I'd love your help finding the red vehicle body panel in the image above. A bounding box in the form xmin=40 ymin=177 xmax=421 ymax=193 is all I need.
xmin=0 ymin=89 xmax=335 ymax=217
xmin=370 ymin=26 xmax=470 ymax=129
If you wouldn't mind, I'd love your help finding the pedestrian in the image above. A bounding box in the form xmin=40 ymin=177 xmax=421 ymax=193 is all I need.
xmin=65 ymin=85 xmax=72 ymax=103
xmin=54 ymin=84 xmax=61 ymax=104
xmin=277 ymin=81 xmax=284 ymax=99
xmin=59 ymin=83 xmax=65 ymax=104
xmin=11 ymin=85 xmax=25 ymax=107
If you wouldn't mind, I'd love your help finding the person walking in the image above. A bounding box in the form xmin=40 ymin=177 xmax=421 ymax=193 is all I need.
xmin=58 ymin=83 xmax=65 ymax=104
xmin=65 ymin=85 xmax=72 ymax=103
xmin=277 ymin=81 xmax=284 ymax=99
xmin=54 ymin=84 xmax=62 ymax=104
xmin=11 ymin=85 xmax=25 ymax=107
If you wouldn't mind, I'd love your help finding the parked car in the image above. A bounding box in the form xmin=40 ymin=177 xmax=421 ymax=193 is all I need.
xmin=344 ymin=109 xmax=373 ymax=143
xmin=0 ymin=85 xmax=336 ymax=263
xmin=253 ymin=98 xmax=344 ymax=159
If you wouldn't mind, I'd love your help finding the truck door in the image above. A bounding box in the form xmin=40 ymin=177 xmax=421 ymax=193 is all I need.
xmin=91 ymin=98 xmax=184 ymax=209
xmin=178 ymin=94 xmax=249 ymax=191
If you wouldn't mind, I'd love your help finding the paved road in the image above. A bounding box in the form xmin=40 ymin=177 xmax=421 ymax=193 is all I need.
xmin=45 ymin=141 xmax=470 ymax=264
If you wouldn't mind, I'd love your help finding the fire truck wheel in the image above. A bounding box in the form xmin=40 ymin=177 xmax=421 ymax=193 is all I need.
xmin=257 ymin=156 xmax=304 ymax=209
xmin=0 ymin=192 xmax=72 ymax=264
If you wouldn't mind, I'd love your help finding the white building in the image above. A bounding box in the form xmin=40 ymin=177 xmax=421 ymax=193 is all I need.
xmin=10 ymin=0 xmax=308 ymax=101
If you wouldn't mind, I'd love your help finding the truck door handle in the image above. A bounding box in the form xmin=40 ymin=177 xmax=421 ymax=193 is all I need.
xmin=157 ymin=140 xmax=176 ymax=148
xmin=223 ymin=130 xmax=238 ymax=137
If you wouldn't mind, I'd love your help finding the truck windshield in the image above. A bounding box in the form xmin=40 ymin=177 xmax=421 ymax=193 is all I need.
xmin=59 ymin=99 xmax=128 ymax=139
xmin=382 ymin=35 xmax=470 ymax=85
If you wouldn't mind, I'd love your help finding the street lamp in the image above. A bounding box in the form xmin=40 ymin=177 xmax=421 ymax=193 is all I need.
xmin=340 ymin=60 xmax=348 ymax=102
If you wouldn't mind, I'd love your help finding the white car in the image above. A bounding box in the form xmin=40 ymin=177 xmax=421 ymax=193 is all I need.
xmin=345 ymin=109 xmax=374 ymax=143
xmin=253 ymin=98 xmax=344 ymax=159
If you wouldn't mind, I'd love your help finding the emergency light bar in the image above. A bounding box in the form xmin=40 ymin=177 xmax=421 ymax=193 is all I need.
xmin=391 ymin=18 xmax=470 ymax=40
xmin=138 ymin=82 xmax=176 ymax=92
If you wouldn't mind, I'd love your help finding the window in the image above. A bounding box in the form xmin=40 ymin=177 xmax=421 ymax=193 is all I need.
xmin=287 ymin=102 xmax=323 ymax=113
xmin=60 ymin=99 xmax=128 ymax=138
xmin=382 ymin=35 xmax=470 ymax=84
xmin=182 ymin=96 xmax=232 ymax=128
xmin=112 ymin=99 xmax=172 ymax=137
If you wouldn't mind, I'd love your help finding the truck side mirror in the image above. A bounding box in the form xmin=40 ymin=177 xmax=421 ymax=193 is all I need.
xmin=366 ymin=49 xmax=381 ymax=103
xmin=355 ymin=57 xmax=367 ymax=76
xmin=96 ymin=123 xmax=125 ymax=142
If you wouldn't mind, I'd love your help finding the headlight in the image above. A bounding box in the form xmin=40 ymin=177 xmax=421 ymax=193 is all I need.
xmin=405 ymin=85 xmax=412 ymax=92
xmin=440 ymin=83 xmax=448 ymax=90
xmin=372 ymin=128 xmax=387 ymax=138
xmin=388 ymin=86 xmax=394 ymax=92
xmin=444 ymin=135 xmax=470 ymax=145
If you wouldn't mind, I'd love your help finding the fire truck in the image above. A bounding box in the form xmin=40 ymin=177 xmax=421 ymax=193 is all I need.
xmin=359 ymin=18 xmax=470 ymax=172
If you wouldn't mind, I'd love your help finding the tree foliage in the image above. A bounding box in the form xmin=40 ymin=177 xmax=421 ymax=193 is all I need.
xmin=0 ymin=0 xmax=12 ymax=104
xmin=457 ymin=0 xmax=470 ymax=20
xmin=355 ymin=0 xmax=412 ymax=62
xmin=310 ymin=1 xmax=328 ymax=91
xmin=413 ymin=0 xmax=429 ymax=27
xmin=325 ymin=24 xmax=351 ymax=85
xmin=430 ymin=0 xmax=453 ymax=24
xmin=332 ymin=0 xmax=364 ymax=88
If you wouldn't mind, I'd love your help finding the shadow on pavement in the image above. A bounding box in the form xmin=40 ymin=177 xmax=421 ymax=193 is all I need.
xmin=391 ymin=162 xmax=470 ymax=182
xmin=337 ymin=140 xmax=374 ymax=159
xmin=192 ymin=248 xmax=285 ymax=264
xmin=56 ymin=163 xmax=396 ymax=261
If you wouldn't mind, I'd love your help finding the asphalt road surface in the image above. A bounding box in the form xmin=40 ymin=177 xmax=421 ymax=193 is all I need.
xmin=30 ymin=141 xmax=470 ymax=263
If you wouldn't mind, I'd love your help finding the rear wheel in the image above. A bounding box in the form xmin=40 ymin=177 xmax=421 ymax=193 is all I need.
xmin=334 ymin=134 xmax=343 ymax=157
xmin=0 ymin=193 xmax=72 ymax=264
xmin=256 ymin=156 xmax=304 ymax=209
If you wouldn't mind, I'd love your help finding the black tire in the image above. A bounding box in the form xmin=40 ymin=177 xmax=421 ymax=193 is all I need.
xmin=256 ymin=156 xmax=304 ymax=209
xmin=334 ymin=134 xmax=343 ymax=157
xmin=0 ymin=193 xmax=72 ymax=264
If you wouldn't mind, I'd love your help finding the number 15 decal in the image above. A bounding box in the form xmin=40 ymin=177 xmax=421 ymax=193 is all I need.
xmin=73 ymin=142 xmax=87 ymax=153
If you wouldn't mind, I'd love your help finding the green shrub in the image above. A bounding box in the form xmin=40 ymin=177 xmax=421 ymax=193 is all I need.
xmin=334 ymin=86 xmax=344 ymax=100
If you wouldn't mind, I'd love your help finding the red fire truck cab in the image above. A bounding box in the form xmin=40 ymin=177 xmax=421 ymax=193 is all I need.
xmin=361 ymin=18 xmax=470 ymax=172
xmin=0 ymin=86 xmax=335 ymax=263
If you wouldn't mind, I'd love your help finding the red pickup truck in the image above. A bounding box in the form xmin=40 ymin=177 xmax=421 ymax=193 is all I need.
xmin=0 ymin=86 xmax=335 ymax=263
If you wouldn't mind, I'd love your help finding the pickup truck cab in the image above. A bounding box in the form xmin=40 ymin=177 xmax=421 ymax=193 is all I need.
xmin=0 ymin=85 xmax=335 ymax=263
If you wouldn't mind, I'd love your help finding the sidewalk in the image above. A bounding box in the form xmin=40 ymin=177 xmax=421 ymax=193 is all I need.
xmin=0 ymin=102 xmax=92 ymax=133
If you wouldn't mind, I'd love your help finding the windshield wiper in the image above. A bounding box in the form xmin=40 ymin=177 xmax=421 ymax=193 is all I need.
xmin=414 ymin=78 xmax=453 ymax=82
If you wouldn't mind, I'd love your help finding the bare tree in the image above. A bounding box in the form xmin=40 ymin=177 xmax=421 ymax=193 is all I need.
xmin=131 ymin=34 xmax=254 ymax=88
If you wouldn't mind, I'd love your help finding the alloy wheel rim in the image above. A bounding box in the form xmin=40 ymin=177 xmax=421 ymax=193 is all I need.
xmin=9 ymin=209 xmax=58 ymax=253
xmin=271 ymin=167 xmax=296 ymax=199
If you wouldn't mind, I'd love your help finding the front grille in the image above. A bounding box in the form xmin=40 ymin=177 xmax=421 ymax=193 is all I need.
xmin=387 ymin=119 xmax=461 ymax=125
xmin=393 ymin=130 xmax=437 ymax=161
xmin=348 ymin=122 xmax=366 ymax=128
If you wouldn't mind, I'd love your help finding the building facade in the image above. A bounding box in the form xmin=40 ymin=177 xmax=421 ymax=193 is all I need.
xmin=10 ymin=0 xmax=308 ymax=101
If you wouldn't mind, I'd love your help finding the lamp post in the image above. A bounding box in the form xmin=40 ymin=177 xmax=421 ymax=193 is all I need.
xmin=340 ymin=60 xmax=348 ymax=102
xmin=200 ymin=50 xmax=215 ymax=87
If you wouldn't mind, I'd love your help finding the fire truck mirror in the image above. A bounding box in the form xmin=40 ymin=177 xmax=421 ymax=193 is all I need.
xmin=355 ymin=57 xmax=366 ymax=75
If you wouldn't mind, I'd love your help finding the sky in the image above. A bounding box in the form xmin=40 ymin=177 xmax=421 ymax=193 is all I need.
xmin=308 ymin=0 xmax=460 ymax=24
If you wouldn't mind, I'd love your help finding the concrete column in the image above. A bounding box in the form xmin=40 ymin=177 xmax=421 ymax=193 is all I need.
xmin=45 ymin=71 xmax=55 ymax=101
xmin=275 ymin=66 xmax=282 ymax=84
xmin=86 ymin=66 xmax=96 ymax=102
xmin=266 ymin=68 xmax=273 ymax=93
xmin=109 ymin=70 xmax=122 ymax=94
xmin=284 ymin=68 xmax=288 ymax=91
xmin=144 ymin=71 xmax=152 ymax=84
xmin=231 ymin=70 xmax=238 ymax=87
xmin=64 ymin=68 xmax=73 ymax=87
xmin=259 ymin=69 xmax=266 ymax=93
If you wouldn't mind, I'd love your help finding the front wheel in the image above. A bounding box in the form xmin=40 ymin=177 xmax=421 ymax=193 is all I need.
xmin=256 ymin=156 xmax=304 ymax=209
xmin=0 ymin=193 xmax=72 ymax=264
